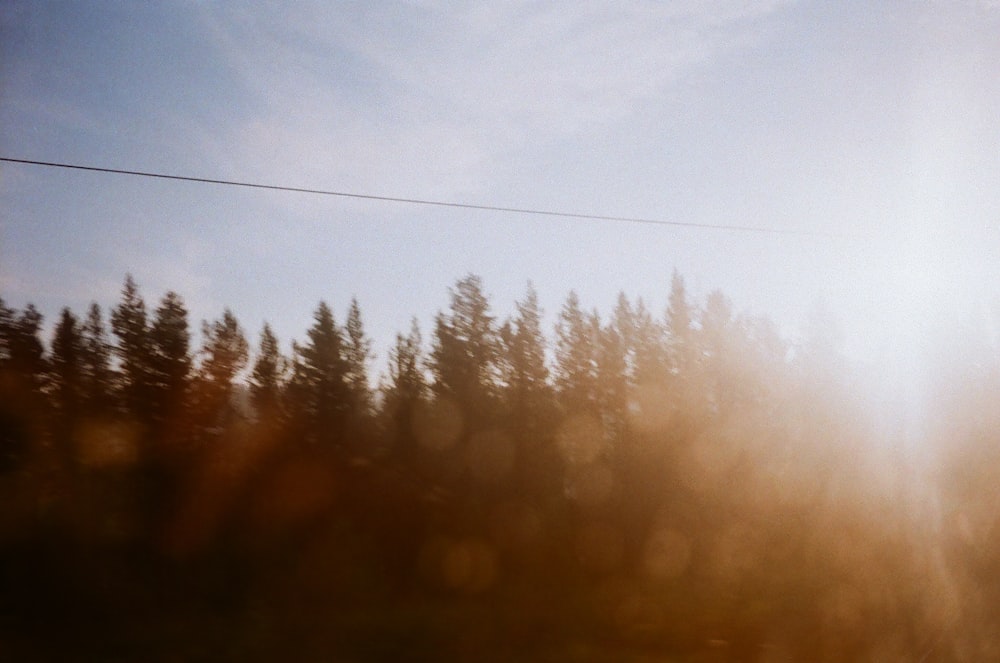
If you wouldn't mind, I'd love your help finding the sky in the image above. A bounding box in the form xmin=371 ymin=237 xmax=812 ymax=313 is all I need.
xmin=2 ymin=0 xmax=999 ymax=386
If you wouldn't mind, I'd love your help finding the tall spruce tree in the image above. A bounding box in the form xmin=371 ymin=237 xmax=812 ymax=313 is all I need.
xmin=80 ymin=302 xmax=115 ymax=415
xmin=148 ymin=291 xmax=192 ymax=427
xmin=8 ymin=304 xmax=47 ymax=395
xmin=698 ymin=289 xmax=738 ymax=415
xmin=553 ymin=291 xmax=599 ymax=416
xmin=290 ymin=301 xmax=350 ymax=445
xmin=0 ymin=297 xmax=13 ymax=368
xmin=249 ymin=322 xmax=286 ymax=423
xmin=382 ymin=318 xmax=426 ymax=458
xmin=196 ymin=308 xmax=248 ymax=429
xmin=499 ymin=283 xmax=561 ymax=495
xmin=665 ymin=270 xmax=693 ymax=379
xmin=0 ymin=297 xmax=21 ymax=471
xmin=611 ymin=293 xmax=637 ymax=383
xmin=596 ymin=319 xmax=628 ymax=442
xmin=0 ymin=303 xmax=48 ymax=470
xmin=111 ymin=275 xmax=152 ymax=421
xmin=343 ymin=297 xmax=374 ymax=417
xmin=500 ymin=282 xmax=553 ymax=436
xmin=50 ymin=307 xmax=84 ymax=425
xmin=630 ymin=298 xmax=667 ymax=388
xmin=429 ymin=275 xmax=501 ymax=427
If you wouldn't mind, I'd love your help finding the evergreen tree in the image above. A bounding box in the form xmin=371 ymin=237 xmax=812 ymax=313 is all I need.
xmin=148 ymin=291 xmax=192 ymax=426
xmin=290 ymin=301 xmax=350 ymax=445
xmin=429 ymin=275 xmax=501 ymax=427
xmin=596 ymin=318 xmax=628 ymax=442
xmin=249 ymin=322 xmax=286 ymax=423
xmin=0 ymin=303 xmax=48 ymax=470
xmin=665 ymin=270 xmax=693 ymax=378
xmin=50 ymin=307 xmax=84 ymax=424
xmin=500 ymin=282 xmax=553 ymax=435
xmin=698 ymin=289 xmax=739 ymax=415
xmin=196 ymin=308 xmax=249 ymax=428
xmin=343 ymin=297 xmax=374 ymax=417
xmin=498 ymin=284 xmax=559 ymax=493
xmin=553 ymin=291 xmax=599 ymax=415
xmin=610 ymin=293 xmax=637 ymax=381
xmin=111 ymin=274 xmax=152 ymax=421
xmin=381 ymin=318 xmax=426 ymax=458
xmin=629 ymin=298 xmax=667 ymax=388
xmin=0 ymin=297 xmax=22 ymax=472
xmin=6 ymin=303 xmax=48 ymax=397
xmin=0 ymin=297 xmax=13 ymax=367
xmin=80 ymin=302 xmax=115 ymax=415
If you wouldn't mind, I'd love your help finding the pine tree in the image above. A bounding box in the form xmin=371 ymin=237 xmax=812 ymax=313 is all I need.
xmin=111 ymin=274 xmax=152 ymax=421
xmin=80 ymin=302 xmax=115 ymax=415
xmin=385 ymin=318 xmax=426 ymax=408
xmin=630 ymin=298 xmax=667 ymax=388
xmin=665 ymin=270 xmax=693 ymax=378
xmin=148 ymin=291 xmax=192 ymax=426
xmin=501 ymin=282 xmax=553 ymax=437
xmin=249 ymin=322 xmax=286 ymax=423
xmin=7 ymin=304 xmax=48 ymax=397
xmin=429 ymin=275 xmax=501 ymax=427
xmin=0 ymin=297 xmax=22 ymax=472
xmin=700 ymin=291 xmax=732 ymax=352
xmin=499 ymin=283 xmax=562 ymax=496
xmin=596 ymin=319 xmax=628 ymax=442
xmin=196 ymin=308 xmax=249 ymax=429
xmin=50 ymin=307 xmax=84 ymax=423
xmin=0 ymin=303 xmax=48 ymax=470
xmin=382 ymin=318 xmax=426 ymax=458
xmin=343 ymin=297 xmax=374 ymax=417
xmin=553 ymin=291 xmax=599 ymax=416
xmin=0 ymin=297 xmax=13 ymax=367
xmin=290 ymin=301 xmax=350 ymax=445
xmin=698 ymin=289 xmax=737 ymax=415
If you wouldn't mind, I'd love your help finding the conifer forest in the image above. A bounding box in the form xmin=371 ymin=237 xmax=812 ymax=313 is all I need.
xmin=2 ymin=272 xmax=1000 ymax=661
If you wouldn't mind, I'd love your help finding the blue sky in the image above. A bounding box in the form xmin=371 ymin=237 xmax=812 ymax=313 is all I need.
xmin=2 ymin=1 xmax=999 ymax=380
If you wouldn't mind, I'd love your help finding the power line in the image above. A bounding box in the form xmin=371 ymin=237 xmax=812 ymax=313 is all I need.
xmin=1 ymin=156 xmax=842 ymax=238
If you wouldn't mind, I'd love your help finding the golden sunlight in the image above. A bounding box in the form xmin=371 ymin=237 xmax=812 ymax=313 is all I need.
xmin=858 ymin=231 xmax=980 ymax=452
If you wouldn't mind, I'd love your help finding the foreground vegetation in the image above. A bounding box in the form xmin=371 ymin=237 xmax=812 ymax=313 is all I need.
xmin=1 ymin=273 xmax=998 ymax=661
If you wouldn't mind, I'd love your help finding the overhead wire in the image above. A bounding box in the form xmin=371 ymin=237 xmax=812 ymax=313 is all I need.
xmin=1 ymin=156 xmax=848 ymax=238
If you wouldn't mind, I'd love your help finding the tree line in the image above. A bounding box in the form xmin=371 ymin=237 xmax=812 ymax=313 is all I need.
xmin=1 ymin=272 xmax=998 ymax=661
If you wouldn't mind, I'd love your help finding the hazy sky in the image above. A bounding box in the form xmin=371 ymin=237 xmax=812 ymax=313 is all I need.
xmin=2 ymin=1 xmax=999 ymax=376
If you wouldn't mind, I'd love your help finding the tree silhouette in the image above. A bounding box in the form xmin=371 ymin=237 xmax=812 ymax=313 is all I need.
xmin=596 ymin=315 xmax=628 ymax=444
xmin=381 ymin=317 xmax=426 ymax=461
xmin=500 ymin=282 xmax=553 ymax=432
xmin=80 ymin=302 xmax=115 ymax=416
xmin=665 ymin=270 xmax=693 ymax=382
xmin=553 ymin=291 xmax=599 ymax=417
xmin=5 ymin=270 xmax=1000 ymax=662
xmin=500 ymin=283 xmax=558 ymax=495
xmin=194 ymin=308 xmax=249 ymax=432
xmin=430 ymin=274 xmax=501 ymax=429
xmin=0 ymin=299 xmax=47 ymax=472
xmin=249 ymin=322 xmax=286 ymax=425
xmin=6 ymin=303 xmax=47 ymax=397
xmin=344 ymin=297 xmax=374 ymax=418
xmin=0 ymin=297 xmax=12 ymax=367
xmin=111 ymin=274 xmax=152 ymax=423
xmin=50 ymin=308 xmax=84 ymax=451
xmin=148 ymin=291 xmax=192 ymax=429
xmin=289 ymin=301 xmax=350 ymax=447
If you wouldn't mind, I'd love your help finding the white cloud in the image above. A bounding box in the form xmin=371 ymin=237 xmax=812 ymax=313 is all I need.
xmin=193 ymin=1 xmax=794 ymax=203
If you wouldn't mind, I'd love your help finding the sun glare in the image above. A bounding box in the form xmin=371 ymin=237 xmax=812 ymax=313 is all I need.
xmin=859 ymin=232 xmax=972 ymax=449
